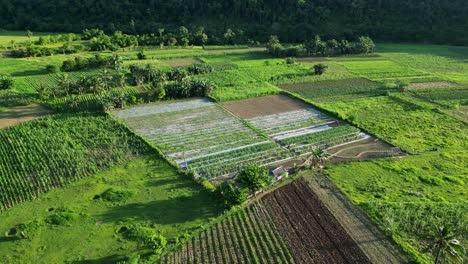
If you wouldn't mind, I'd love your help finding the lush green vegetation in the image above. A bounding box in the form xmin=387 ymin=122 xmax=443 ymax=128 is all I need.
xmin=316 ymin=95 xmax=467 ymax=154
xmin=0 ymin=113 xmax=149 ymax=210
xmin=1 ymin=1 xmax=467 ymax=45
xmin=0 ymin=156 xmax=224 ymax=263
xmin=325 ymin=152 xmax=467 ymax=262
xmin=1 ymin=25 xmax=468 ymax=264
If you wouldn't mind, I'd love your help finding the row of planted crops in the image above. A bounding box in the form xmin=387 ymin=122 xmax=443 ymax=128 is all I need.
xmin=112 ymin=98 xmax=369 ymax=180
xmin=0 ymin=113 xmax=149 ymax=210
xmin=161 ymin=204 xmax=294 ymax=264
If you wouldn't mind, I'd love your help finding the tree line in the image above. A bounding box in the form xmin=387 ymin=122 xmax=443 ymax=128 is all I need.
xmin=1 ymin=0 xmax=467 ymax=45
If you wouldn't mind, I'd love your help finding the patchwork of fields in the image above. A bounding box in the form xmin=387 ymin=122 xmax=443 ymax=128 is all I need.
xmin=113 ymin=95 xmax=370 ymax=180
xmin=164 ymin=178 xmax=378 ymax=264
xmin=1 ymin=38 xmax=468 ymax=264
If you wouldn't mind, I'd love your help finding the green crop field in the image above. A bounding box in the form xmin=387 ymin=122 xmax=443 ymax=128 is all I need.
xmin=0 ymin=113 xmax=149 ymax=210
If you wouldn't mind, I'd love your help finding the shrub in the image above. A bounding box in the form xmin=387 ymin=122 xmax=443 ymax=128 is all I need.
xmin=46 ymin=209 xmax=79 ymax=226
xmin=187 ymin=63 xmax=213 ymax=75
xmin=0 ymin=75 xmax=14 ymax=90
xmin=236 ymin=164 xmax=271 ymax=195
xmin=46 ymin=64 xmax=59 ymax=73
xmin=313 ymin=64 xmax=328 ymax=75
xmin=100 ymin=188 xmax=134 ymax=203
xmin=218 ymin=182 xmax=247 ymax=207
xmin=200 ymin=177 xmax=216 ymax=192
xmin=123 ymin=225 xmax=167 ymax=253
xmin=167 ymin=67 xmax=188 ymax=81
xmin=285 ymin=57 xmax=296 ymax=64
xmin=137 ymin=51 xmax=146 ymax=60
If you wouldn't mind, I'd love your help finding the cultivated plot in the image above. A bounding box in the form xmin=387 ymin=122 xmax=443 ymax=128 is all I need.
xmin=113 ymin=99 xmax=293 ymax=179
xmin=164 ymin=178 xmax=385 ymax=264
xmin=0 ymin=104 xmax=52 ymax=129
xmin=161 ymin=205 xmax=294 ymax=264
xmin=222 ymin=95 xmax=368 ymax=156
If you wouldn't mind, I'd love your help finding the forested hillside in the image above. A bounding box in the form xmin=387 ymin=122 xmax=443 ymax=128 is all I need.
xmin=1 ymin=0 xmax=467 ymax=45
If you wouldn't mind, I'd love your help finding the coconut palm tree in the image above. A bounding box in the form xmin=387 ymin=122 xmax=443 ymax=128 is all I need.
xmin=425 ymin=225 xmax=465 ymax=264
xmin=311 ymin=147 xmax=328 ymax=168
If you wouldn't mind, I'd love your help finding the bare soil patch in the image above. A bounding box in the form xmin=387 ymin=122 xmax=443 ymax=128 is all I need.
xmin=161 ymin=58 xmax=201 ymax=67
xmin=262 ymin=179 xmax=371 ymax=263
xmin=0 ymin=104 xmax=52 ymax=129
xmin=326 ymin=137 xmax=404 ymax=162
xmin=221 ymin=94 xmax=311 ymax=119
xmin=205 ymin=47 xmax=266 ymax=53
xmin=304 ymin=175 xmax=409 ymax=263
xmin=408 ymin=81 xmax=458 ymax=89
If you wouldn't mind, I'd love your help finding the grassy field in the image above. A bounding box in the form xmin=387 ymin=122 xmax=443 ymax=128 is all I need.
xmin=325 ymin=151 xmax=467 ymax=262
xmin=0 ymin=31 xmax=60 ymax=48
xmin=0 ymin=156 xmax=224 ymax=263
xmin=315 ymin=94 xmax=467 ymax=154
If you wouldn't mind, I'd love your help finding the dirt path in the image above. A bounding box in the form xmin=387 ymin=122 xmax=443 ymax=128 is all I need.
xmin=205 ymin=47 xmax=266 ymax=53
xmin=304 ymin=175 xmax=408 ymax=264
xmin=0 ymin=104 xmax=52 ymax=129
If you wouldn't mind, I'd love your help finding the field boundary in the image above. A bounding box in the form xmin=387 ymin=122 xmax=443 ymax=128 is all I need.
xmin=304 ymin=174 xmax=410 ymax=263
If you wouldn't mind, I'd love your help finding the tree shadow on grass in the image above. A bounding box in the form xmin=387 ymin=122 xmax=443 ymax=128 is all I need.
xmin=98 ymin=191 xmax=223 ymax=225
xmin=11 ymin=69 xmax=48 ymax=77
xmin=70 ymin=254 xmax=127 ymax=264
xmin=0 ymin=236 xmax=19 ymax=243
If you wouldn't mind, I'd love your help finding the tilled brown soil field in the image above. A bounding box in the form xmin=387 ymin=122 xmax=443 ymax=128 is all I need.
xmin=221 ymin=94 xmax=311 ymax=119
xmin=0 ymin=104 xmax=52 ymax=129
xmin=162 ymin=177 xmax=405 ymax=264
xmin=262 ymin=179 xmax=371 ymax=264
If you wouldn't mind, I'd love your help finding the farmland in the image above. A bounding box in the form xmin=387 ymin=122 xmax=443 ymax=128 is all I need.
xmin=0 ymin=26 xmax=467 ymax=264
xmin=0 ymin=113 xmax=149 ymax=210
xmin=164 ymin=178 xmax=400 ymax=263
xmin=114 ymin=95 xmax=371 ymax=180
xmin=161 ymin=205 xmax=294 ymax=264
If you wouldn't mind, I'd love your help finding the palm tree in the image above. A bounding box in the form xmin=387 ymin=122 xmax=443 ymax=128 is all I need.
xmin=311 ymin=147 xmax=328 ymax=168
xmin=26 ymin=30 xmax=33 ymax=42
xmin=425 ymin=226 xmax=465 ymax=264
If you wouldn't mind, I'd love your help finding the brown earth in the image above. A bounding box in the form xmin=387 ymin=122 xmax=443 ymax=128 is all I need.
xmin=0 ymin=104 xmax=52 ymax=129
xmin=408 ymin=81 xmax=458 ymax=89
xmin=205 ymin=47 xmax=266 ymax=53
xmin=262 ymin=179 xmax=372 ymax=264
xmin=304 ymin=174 xmax=408 ymax=263
xmin=161 ymin=58 xmax=202 ymax=66
xmin=221 ymin=94 xmax=311 ymax=119
xmin=326 ymin=137 xmax=405 ymax=162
